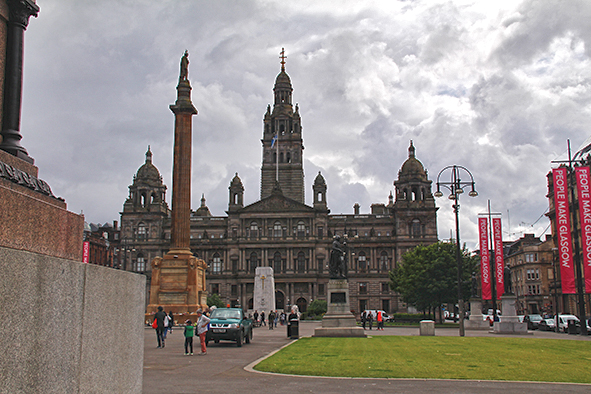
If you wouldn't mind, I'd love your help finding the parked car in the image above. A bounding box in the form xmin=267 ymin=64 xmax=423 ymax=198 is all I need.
xmin=523 ymin=314 xmax=544 ymax=330
xmin=205 ymin=308 xmax=253 ymax=347
xmin=538 ymin=318 xmax=556 ymax=331
xmin=558 ymin=314 xmax=580 ymax=333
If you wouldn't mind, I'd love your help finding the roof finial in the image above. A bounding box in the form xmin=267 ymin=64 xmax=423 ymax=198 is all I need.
xmin=280 ymin=47 xmax=287 ymax=72
xmin=146 ymin=145 xmax=152 ymax=163
xmin=408 ymin=140 xmax=415 ymax=158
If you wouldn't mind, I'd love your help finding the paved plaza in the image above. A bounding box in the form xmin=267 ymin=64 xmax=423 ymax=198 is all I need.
xmin=143 ymin=322 xmax=591 ymax=393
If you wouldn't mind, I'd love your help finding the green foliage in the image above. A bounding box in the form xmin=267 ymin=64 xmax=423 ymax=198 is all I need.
xmin=392 ymin=313 xmax=435 ymax=322
xmin=389 ymin=241 xmax=477 ymax=313
xmin=307 ymin=299 xmax=327 ymax=317
xmin=207 ymin=293 xmax=225 ymax=309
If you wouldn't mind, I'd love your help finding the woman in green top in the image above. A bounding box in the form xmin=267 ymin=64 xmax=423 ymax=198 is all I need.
xmin=184 ymin=320 xmax=195 ymax=355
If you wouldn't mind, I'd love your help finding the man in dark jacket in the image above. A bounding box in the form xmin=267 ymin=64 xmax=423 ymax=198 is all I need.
xmin=154 ymin=306 xmax=167 ymax=348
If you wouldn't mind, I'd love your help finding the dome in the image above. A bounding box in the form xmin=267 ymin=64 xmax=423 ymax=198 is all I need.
xmin=230 ymin=172 xmax=244 ymax=188
xmin=274 ymin=70 xmax=292 ymax=91
xmin=134 ymin=147 xmax=163 ymax=186
xmin=398 ymin=141 xmax=427 ymax=181
xmin=314 ymin=171 xmax=326 ymax=186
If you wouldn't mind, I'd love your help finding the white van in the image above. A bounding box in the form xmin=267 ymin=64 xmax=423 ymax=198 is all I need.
xmin=558 ymin=314 xmax=580 ymax=333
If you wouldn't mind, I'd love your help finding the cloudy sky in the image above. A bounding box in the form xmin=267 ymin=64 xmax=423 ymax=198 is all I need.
xmin=19 ymin=0 xmax=591 ymax=248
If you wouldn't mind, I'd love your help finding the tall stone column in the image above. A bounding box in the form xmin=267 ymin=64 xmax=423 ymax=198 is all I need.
xmin=168 ymin=50 xmax=197 ymax=255
xmin=0 ymin=0 xmax=39 ymax=164
xmin=146 ymin=51 xmax=206 ymax=316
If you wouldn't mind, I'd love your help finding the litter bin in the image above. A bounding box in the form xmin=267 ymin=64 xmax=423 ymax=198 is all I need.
xmin=288 ymin=319 xmax=299 ymax=339
xmin=567 ymin=320 xmax=578 ymax=335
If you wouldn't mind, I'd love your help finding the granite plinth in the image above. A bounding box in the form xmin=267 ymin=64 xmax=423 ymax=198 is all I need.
xmin=314 ymin=279 xmax=366 ymax=337
xmin=492 ymin=295 xmax=528 ymax=334
xmin=0 ymin=150 xmax=83 ymax=261
xmin=0 ymin=246 xmax=145 ymax=393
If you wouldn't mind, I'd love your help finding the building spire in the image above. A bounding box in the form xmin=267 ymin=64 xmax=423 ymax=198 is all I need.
xmin=408 ymin=140 xmax=415 ymax=158
xmin=280 ymin=47 xmax=287 ymax=72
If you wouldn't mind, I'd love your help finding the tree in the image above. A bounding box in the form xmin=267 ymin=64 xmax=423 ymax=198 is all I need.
xmin=307 ymin=299 xmax=327 ymax=318
xmin=389 ymin=241 xmax=477 ymax=323
xmin=207 ymin=293 xmax=225 ymax=308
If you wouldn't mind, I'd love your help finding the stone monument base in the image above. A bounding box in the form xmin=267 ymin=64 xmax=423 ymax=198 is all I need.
xmin=146 ymin=251 xmax=207 ymax=315
xmin=465 ymin=298 xmax=490 ymax=330
xmin=492 ymin=295 xmax=528 ymax=335
xmin=314 ymin=279 xmax=365 ymax=337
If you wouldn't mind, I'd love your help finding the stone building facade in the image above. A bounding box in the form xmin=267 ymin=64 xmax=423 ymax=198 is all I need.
xmin=504 ymin=234 xmax=555 ymax=316
xmin=119 ymin=62 xmax=439 ymax=315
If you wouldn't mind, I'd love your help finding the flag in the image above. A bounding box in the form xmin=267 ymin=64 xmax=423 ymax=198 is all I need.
xmin=575 ymin=166 xmax=591 ymax=293
xmin=553 ymin=167 xmax=576 ymax=294
xmin=271 ymin=134 xmax=277 ymax=148
xmin=492 ymin=218 xmax=504 ymax=298
xmin=479 ymin=217 xmax=491 ymax=300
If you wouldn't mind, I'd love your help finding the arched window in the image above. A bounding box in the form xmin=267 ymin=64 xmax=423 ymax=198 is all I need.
xmin=286 ymin=152 xmax=291 ymax=163
xmin=297 ymin=252 xmax=306 ymax=273
xmin=273 ymin=222 xmax=282 ymax=238
xmin=380 ymin=251 xmax=389 ymax=272
xmin=358 ymin=252 xmax=367 ymax=272
xmin=279 ymin=152 xmax=284 ymax=163
xmin=297 ymin=221 xmax=306 ymax=238
xmin=274 ymin=252 xmax=282 ymax=273
xmin=212 ymin=253 xmax=222 ymax=274
xmin=250 ymin=222 xmax=259 ymax=240
xmin=141 ymin=193 xmax=147 ymax=207
xmin=249 ymin=252 xmax=258 ymax=273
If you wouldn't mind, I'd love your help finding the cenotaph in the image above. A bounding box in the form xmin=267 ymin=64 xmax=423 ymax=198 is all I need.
xmin=254 ymin=267 xmax=276 ymax=313
xmin=147 ymin=51 xmax=207 ymax=315
xmin=314 ymin=235 xmax=365 ymax=337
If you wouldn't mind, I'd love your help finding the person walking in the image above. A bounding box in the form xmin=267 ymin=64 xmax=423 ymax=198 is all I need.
xmin=261 ymin=311 xmax=266 ymax=326
xmin=184 ymin=319 xmax=195 ymax=355
xmin=253 ymin=310 xmax=259 ymax=327
xmin=195 ymin=309 xmax=210 ymax=355
xmin=361 ymin=310 xmax=367 ymax=330
xmin=154 ymin=306 xmax=167 ymax=348
xmin=163 ymin=313 xmax=171 ymax=340
xmin=377 ymin=310 xmax=384 ymax=330
xmin=368 ymin=311 xmax=374 ymax=330
xmin=268 ymin=311 xmax=275 ymax=330
xmin=168 ymin=311 xmax=174 ymax=334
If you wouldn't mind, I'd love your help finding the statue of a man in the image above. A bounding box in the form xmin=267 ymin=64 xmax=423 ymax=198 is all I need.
xmin=471 ymin=271 xmax=478 ymax=298
xmin=180 ymin=50 xmax=189 ymax=81
xmin=329 ymin=235 xmax=348 ymax=279
xmin=504 ymin=265 xmax=512 ymax=295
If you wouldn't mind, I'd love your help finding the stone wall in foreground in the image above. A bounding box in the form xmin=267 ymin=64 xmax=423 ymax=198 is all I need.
xmin=0 ymin=247 xmax=146 ymax=394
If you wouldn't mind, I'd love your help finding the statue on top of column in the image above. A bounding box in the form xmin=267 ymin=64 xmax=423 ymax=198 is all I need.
xmin=179 ymin=50 xmax=189 ymax=82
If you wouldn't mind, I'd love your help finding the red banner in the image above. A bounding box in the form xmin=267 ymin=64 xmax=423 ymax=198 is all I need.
xmin=83 ymin=241 xmax=90 ymax=263
xmin=553 ymin=168 xmax=576 ymax=294
xmin=575 ymin=167 xmax=591 ymax=293
xmin=492 ymin=218 xmax=504 ymax=298
xmin=479 ymin=217 xmax=491 ymax=300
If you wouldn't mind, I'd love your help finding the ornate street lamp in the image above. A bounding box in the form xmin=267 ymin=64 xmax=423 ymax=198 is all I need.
xmin=434 ymin=165 xmax=478 ymax=337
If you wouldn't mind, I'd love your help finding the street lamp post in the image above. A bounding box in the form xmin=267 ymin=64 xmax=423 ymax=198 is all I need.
xmin=434 ymin=165 xmax=478 ymax=337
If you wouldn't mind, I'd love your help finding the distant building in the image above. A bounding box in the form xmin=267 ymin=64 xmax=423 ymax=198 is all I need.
xmin=504 ymin=234 xmax=555 ymax=316
xmin=119 ymin=60 xmax=439 ymax=314
xmin=83 ymin=221 xmax=119 ymax=267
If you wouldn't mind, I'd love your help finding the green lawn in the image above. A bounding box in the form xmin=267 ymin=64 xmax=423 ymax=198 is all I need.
xmin=254 ymin=336 xmax=591 ymax=383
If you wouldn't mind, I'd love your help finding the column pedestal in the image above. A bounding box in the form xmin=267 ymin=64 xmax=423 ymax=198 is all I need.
xmin=493 ymin=295 xmax=529 ymax=334
xmin=314 ymin=279 xmax=366 ymax=337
